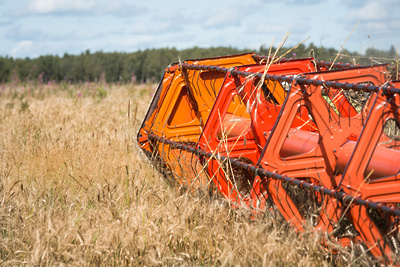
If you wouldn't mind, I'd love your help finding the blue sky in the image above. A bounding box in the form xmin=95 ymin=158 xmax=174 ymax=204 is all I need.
xmin=0 ymin=0 xmax=399 ymax=59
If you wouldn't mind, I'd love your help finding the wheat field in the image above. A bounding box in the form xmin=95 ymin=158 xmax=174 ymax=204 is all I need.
xmin=0 ymin=82 xmax=375 ymax=266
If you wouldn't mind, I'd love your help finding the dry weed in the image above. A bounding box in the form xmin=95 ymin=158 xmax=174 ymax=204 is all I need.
xmin=0 ymin=83 xmax=375 ymax=266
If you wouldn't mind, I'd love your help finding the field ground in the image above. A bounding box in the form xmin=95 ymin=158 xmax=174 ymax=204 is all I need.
xmin=0 ymin=83 xmax=376 ymax=266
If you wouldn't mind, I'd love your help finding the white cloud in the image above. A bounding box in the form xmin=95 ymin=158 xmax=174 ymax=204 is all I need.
xmin=261 ymin=0 xmax=319 ymax=4
xmin=0 ymin=0 xmax=398 ymax=58
xmin=11 ymin=0 xmax=147 ymax=17
xmin=122 ymin=35 xmax=155 ymax=48
xmin=27 ymin=0 xmax=96 ymax=14
xmin=350 ymin=1 xmax=388 ymax=21
xmin=6 ymin=25 xmax=46 ymax=41
xmin=344 ymin=0 xmax=400 ymax=44
xmin=253 ymin=22 xmax=309 ymax=42
xmin=129 ymin=21 xmax=182 ymax=34
xmin=203 ymin=6 xmax=243 ymax=28
xmin=254 ymin=24 xmax=292 ymax=34
xmin=0 ymin=17 xmax=12 ymax=25
xmin=5 ymin=23 xmax=124 ymax=44
xmin=69 ymin=28 xmax=124 ymax=40
xmin=153 ymin=9 xmax=185 ymax=21
xmin=101 ymin=2 xmax=147 ymax=17
xmin=12 ymin=40 xmax=33 ymax=58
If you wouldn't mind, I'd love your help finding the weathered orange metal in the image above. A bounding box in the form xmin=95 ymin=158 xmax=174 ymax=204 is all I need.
xmin=254 ymin=64 xmax=389 ymax=249
xmin=197 ymin=58 xmax=318 ymax=209
xmin=235 ymin=58 xmax=318 ymax=146
xmin=337 ymin=81 xmax=400 ymax=263
xmin=137 ymin=53 xmax=257 ymax=188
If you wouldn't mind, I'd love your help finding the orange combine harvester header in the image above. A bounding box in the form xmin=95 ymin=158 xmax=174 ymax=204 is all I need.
xmin=137 ymin=52 xmax=400 ymax=264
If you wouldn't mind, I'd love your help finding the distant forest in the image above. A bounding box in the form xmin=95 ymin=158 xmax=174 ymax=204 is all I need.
xmin=0 ymin=44 xmax=398 ymax=84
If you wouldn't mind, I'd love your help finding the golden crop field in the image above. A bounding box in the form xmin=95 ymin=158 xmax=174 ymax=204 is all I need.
xmin=0 ymin=82 xmax=375 ymax=266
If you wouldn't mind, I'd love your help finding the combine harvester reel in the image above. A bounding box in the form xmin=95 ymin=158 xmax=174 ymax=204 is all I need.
xmin=252 ymin=64 xmax=391 ymax=252
xmin=338 ymin=80 xmax=400 ymax=262
xmin=137 ymin=52 xmax=400 ymax=264
xmin=197 ymin=57 xmax=317 ymax=209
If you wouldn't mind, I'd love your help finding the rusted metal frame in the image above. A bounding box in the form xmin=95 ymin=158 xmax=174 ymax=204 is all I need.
xmin=196 ymin=60 xmax=316 ymax=209
xmin=317 ymin=61 xmax=358 ymax=70
xmin=197 ymin=78 xmax=260 ymax=207
xmin=205 ymin=59 xmax=317 ymax=206
xmin=147 ymin=133 xmax=400 ymax=217
xmin=336 ymin=86 xmax=400 ymax=263
xmin=181 ymin=63 xmax=400 ymax=95
xmin=253 ymin=65 xmax=390 ymax=234
xmin=252 ymin=54 xmax=366 ymax=70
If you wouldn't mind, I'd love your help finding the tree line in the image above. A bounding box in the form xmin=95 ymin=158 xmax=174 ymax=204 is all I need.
xmin=0 ymin=44 xmax=397 ymax=84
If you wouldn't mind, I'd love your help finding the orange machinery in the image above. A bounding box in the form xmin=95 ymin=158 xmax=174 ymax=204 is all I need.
xmin=137 ymin=53 xmax=400 ymax=264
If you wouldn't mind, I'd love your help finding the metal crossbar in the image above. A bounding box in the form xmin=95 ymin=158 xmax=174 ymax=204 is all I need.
xmin=148 ymin=133 xmax=400 ymax=217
